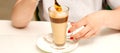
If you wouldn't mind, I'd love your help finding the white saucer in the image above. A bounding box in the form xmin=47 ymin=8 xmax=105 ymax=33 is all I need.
xmin=36 ymin=33 xmax=79 ymax=53
xmin=36 ymin=24 xmax=84 ymax=53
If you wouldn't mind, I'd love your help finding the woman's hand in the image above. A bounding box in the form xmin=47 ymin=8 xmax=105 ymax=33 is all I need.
xmin=68 ymin=10 xmax=111 ymax=40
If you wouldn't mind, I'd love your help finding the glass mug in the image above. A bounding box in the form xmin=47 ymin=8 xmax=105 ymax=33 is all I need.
xmin=48 ymin=6 xmax=69 ymax=46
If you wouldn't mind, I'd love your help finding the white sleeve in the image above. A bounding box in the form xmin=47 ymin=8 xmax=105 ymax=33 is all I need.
xmin=107 ymin=0 xmax=120 ymax=9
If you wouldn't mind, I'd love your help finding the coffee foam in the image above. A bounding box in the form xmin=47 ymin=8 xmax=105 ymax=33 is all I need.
xmin=50 ymin=11 xmax=68 ymax=18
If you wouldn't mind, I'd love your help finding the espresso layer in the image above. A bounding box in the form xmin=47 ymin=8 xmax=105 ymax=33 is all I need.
xmin=50 ymin=16 xmax=68 ymax=23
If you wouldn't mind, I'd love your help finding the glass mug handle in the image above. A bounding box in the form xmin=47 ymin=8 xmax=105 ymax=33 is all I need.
xmin=66 ymin=23 xmax=85 ymax=42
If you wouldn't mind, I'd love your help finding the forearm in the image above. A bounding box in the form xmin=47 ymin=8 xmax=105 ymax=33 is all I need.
xmin=104 ymin=7 xmax=120 ymax=30
xmin=11 ymin=0 xmax=38 ymax=28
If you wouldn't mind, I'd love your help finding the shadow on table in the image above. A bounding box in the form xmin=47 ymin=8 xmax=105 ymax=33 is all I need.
xmin=78 ymin=28 xmax=120 ymax=46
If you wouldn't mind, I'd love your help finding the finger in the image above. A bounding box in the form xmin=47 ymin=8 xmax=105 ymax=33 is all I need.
xmin=71 ymin=25 xmax=91 ymax=40
xmin=71 ymin=22 xmax=76 ymax=26
xmin=83 ymin=29 xmax=97 ymax=39
xmin=68 ymin=19 xmax=87 ymax=33
xmin=68 ymin=22 xmax=76 ymax=33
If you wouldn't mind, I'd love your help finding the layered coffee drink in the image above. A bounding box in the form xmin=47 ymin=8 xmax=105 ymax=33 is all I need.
xmin=48 ymin=6 xmax=69 ymax=46
xmin=43 ymin=0 xmax=79 ymax=51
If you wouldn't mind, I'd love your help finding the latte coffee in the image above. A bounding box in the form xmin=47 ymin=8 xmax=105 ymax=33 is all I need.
xmin=49 ymin=6 xmax=69 ymax=46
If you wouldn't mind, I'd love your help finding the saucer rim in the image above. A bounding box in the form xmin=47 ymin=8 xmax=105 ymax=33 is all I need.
xmin=36 ymin=35 xmax=79 ymax=53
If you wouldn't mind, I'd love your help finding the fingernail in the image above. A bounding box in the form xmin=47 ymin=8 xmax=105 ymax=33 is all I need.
xmin=70 ymin=37 xmax=74 ymax=40
xmin=68 ymin=30 xmax=71 ymax=33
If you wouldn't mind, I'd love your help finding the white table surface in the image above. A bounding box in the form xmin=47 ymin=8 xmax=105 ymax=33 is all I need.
xmin=0 ymin=20 xmax=120 ymax=53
